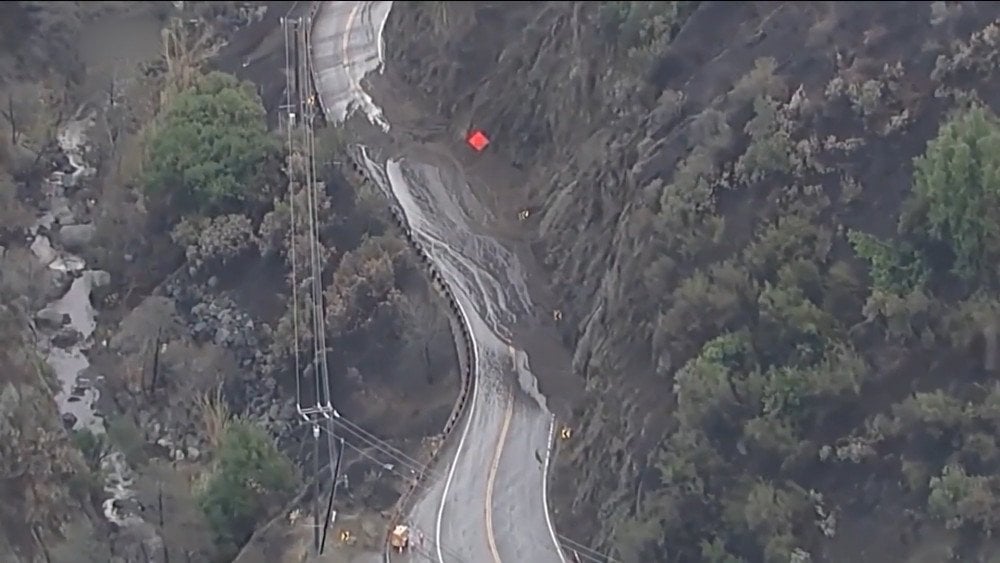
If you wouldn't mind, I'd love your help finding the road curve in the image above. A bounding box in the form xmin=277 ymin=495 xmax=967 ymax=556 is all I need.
xmin=486 ymin=394 xmax=515 ymax=563
xmin=310 ymin=3 xmax=566 ymax=563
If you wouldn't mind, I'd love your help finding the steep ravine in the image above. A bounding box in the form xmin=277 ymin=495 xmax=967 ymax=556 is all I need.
xmin=32 ymin=108 xmax=153 ymax=536
xmin=0 ymin=110 xmax=152 ymax=563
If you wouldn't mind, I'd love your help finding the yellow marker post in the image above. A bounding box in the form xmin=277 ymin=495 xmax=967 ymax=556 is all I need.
xmin=340 ymin=529 xmax=352 ymax=543
xmin=553 ymin=309 xmax=563 ymax=322
xmin=518 ymin=209 xmax=530 ymax=221
xmin=560 ymin=426 xmax=572 ymax=440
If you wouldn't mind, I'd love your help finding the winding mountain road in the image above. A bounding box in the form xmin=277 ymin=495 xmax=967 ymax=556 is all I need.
xmin=310 ymin=2 xmax=565 ymax=562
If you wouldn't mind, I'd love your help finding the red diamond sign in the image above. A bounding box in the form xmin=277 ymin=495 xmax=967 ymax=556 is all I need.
xmin=467 ymin=129 xmax=490 ymax=152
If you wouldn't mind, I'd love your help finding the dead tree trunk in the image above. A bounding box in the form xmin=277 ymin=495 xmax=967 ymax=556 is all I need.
xmin=1 ymin=95 xmax=17 ymax=145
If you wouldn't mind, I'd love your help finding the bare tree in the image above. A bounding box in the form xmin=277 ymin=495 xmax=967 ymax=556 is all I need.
xmin=0 ymin=83 xmax=41 ymax=146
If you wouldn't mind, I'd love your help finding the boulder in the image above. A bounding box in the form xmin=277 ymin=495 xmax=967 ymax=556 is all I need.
xmin=30 ymin=235 xmax=56 ymax=265
xmin=58 ymin=224 xmax=96 ymax=251
xmin=52 ymin=327 xmax=82 ymax=348
xmin=36 ymin=307 xmax=69 ymax=328
xmin=86 ymin=269 xmax=111 ymax=288
xmin=61 ymin=412 xmax=78 ymax=429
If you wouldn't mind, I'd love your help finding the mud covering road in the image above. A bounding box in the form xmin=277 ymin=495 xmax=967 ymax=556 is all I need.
xmin=311 ymin=2 xmax=573 ymax=562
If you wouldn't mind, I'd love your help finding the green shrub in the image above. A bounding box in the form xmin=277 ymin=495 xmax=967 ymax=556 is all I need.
xmin=197 ymin=419 xmax=296 ymax=548
xmin=597 ymin=2 xmax=692 ymax=67
xmin=145 ymin=71 xmax=279 ymax=215
xmin=71 ymin=428 xmax=109 ymax=471
xmin=927 ymin=464 xmax=1000 ymax=533
xmin=848 ymin=230 xmax=928 ymax=294
xmin=908 ymin=105 xmax=1000 ymax=279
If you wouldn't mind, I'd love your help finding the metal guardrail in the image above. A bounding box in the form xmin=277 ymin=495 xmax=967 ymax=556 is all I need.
xmin=305 ymin=2 xmax=479 ymax=557
xmin=341 ymin=147 xmax=478 ymax=558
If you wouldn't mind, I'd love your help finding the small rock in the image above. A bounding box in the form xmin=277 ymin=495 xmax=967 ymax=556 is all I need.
xmin=87 ymin=269 xmax=111 ymax=288
xmin=52 ymin=327 xmax=82 ymax=348
xmin=30 ymin=235 xmax=56 ymax=265
xmin=36 ymin=308 xmax=69 ymax=328
xmin=48 ymin=268 xmax=72 ymax=292
xmin=123 ymin=253 xmax=134 ymax=263
xmin=54 ymin=205 xmax=75 ymax=226
xmin=61 ymin=412 xmax=78 ymax=429
xmin=186 ymin=446 xmax=200 ymax=461
xmin=138 ymin=410 xmax=151 ymax=431
xmin=172 ymin=449 xmax=186 ymax=461
xmin=58 ymin=224 xmax=97 ymax=251
xmin=214 ymin=327 xmax=230 ymax=346
xmin=61 ymin=171 xmax=78 ymax=189
xmin=48 ymin=257 xmax=85 ymax=278
xmin=207 ymin=275 xmax=219 ymax=288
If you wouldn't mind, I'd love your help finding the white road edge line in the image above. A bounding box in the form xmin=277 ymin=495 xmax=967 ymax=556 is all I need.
xmin=435 ymin=293 xmax=480 ymax=563
xmin=343 ymin=2 xmax=363 ymax=95
xmin=336 ymin=3 xmax=561 ymax=561
xmin=376 ymin=1 xmax=391 ymax=73
xmin=544 ymin=414 xmax=567 ymax=563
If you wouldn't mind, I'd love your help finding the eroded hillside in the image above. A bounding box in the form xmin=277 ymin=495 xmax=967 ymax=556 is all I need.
xmin=384 ymin=2 xmax=1000 ymax=561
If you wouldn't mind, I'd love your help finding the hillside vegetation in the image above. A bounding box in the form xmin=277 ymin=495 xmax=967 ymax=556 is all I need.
xmin=385 ymin=2 xmax=1000 ymax=561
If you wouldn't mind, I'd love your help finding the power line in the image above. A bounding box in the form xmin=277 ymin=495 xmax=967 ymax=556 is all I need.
xmin=296 ymin=8 xmax=617 ymax=563
xmin=334 ymin=415 xmax=435 ymax=474
xmin=314 ymin=424 xmax=469 ymax=563
xmin=317 ymin=420 xmax=622 ymax=563
xmin=319 ymin=420 xmax=343 ymax=554
xmin=282 ymin=12 xmax=339 ymax=557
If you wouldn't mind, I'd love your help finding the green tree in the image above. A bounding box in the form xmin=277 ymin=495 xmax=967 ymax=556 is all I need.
xmin=740 ymin=481 xmax=811 ymax=562
xmin=848 ymin=230 xmax=928 ymax=294
xmin=908 ymin=104 xmax=1000 ymax=279
xmin=928 ymin=464 xmax=1000 ymax=533
xmin=598 ymin=1 xmax=689 ymax=60
xmin=71 ymin=428 xmax=110 ymax=471
xmin=197 ymin=420 xmax=296 ymax=548
xmin=145 ymin=71 xmax=278 ymax=215
xmin=673 ymin=331 xmax=757 ymax=430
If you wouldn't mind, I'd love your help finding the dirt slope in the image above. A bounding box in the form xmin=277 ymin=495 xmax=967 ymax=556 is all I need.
xmin=380 ymin=2 xmax=1000 ymax=561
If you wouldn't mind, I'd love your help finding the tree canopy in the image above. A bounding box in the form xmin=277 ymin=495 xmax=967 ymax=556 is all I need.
xmin=847 ymin=230 xmax=928 ymax=295
xmin=144 ymin=71 xmax=278 ymax=215
xmin=909 ymin=104 xmax=1000 ymax=280
xmin=197 ymin=420 xmax=296 ymax=549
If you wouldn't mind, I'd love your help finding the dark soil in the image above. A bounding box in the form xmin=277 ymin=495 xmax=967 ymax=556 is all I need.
xmin=369 ymin=1 xmax=1000 ymax=562
xmin=215 ymin=0 xmax=462 ymax=462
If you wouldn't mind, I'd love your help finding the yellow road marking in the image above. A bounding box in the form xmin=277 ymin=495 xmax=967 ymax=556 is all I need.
xmin=486 ymin=391 xmax=515 ymax=563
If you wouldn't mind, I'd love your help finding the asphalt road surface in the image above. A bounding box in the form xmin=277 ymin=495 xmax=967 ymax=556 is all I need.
xmin=312 ymin=0 xmax=391 ymax=130
xmin=310 ymin=3 xmax=566 ymax=562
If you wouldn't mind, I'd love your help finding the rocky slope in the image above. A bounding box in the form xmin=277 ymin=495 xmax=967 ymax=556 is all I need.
xmin=0 ymin=302 xmax=107 ymax=563
xmin=383 ymin=1 xmax=1000 ymax=561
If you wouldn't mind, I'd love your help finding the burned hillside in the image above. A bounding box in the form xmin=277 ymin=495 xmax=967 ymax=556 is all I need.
xmin=380 ymin=2 xmax=1000 ymax=561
